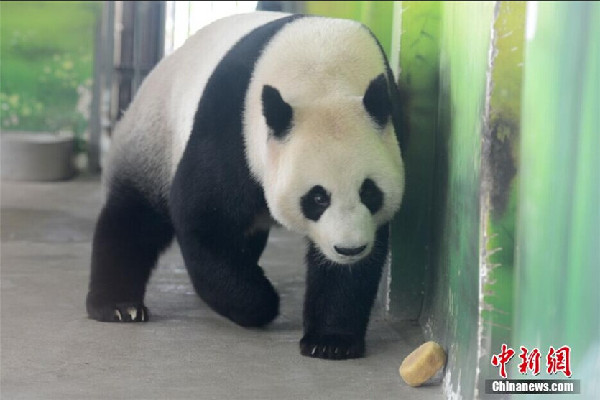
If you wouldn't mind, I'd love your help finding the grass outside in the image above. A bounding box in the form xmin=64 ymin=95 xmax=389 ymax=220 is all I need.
xmin=0 ymin=1 xmax=100 ymax=149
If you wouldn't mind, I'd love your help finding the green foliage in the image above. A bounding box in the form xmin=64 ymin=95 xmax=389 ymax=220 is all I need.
xmin=0 ymin=1 xmax=100 ymax=149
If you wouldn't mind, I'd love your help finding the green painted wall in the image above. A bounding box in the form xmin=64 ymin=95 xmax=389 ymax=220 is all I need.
xmin=513 ymin=1 xmax=599 ymax=396
xmin=420 ymin=3 xmax=495 ymax=398
xmin=304 ymin=1 xmax=394 ymax=57
xmin=392 ymin=2 xmax=598 ymax=397
xmin=478 ymin=1 xmax=525 ymax=389
xmin=390 ymin=0 xmax=440 ymax=322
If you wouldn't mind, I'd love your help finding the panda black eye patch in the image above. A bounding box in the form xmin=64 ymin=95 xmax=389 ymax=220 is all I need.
xmin=363 ymin=74 xmax=391 ymax=128
xmin=360 ymin=178 xmax=383 ymax=214
xmin=301 ymin=185 xmax=330 ymax=221
xmin=262 ymin=85 xmax=293 ymax=139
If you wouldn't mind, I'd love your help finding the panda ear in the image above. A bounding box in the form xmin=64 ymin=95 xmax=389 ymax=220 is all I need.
xmin=363 ymin=74 xmax=391 ymax=128
xmin=262 ymin=85 xmax=293 ymax=139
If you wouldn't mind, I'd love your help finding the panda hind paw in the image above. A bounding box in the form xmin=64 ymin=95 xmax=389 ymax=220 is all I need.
xmin=299 ymin=333 xmax=365 ymax=360
xmin=87 ymin=300 xmax=149 ymax=323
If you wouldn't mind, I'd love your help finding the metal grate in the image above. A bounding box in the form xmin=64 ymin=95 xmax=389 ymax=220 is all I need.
xmin=112 ymin=1 xmax=165 ymax=121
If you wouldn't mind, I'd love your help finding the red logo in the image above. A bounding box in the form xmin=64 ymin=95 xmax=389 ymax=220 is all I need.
xmin=491 ymin=345 xmax=573 ymax=378
xmin=518 ymin=346 xmax=541 ymax=375
xmin=547 ymin=346 xmax=572 ymax=377
xmin=491 ymin=344 xmax=515 ymax=378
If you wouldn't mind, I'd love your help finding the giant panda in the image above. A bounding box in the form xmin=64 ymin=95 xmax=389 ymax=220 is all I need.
xmin=86 ymin=12 xmax=405 ymax=360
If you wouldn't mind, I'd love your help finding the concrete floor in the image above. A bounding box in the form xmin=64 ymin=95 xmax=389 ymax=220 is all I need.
xmin=1 ymin=176 xmax=442 ymax=400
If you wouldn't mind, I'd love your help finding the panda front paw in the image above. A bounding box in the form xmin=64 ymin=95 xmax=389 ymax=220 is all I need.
xmin=299 ymin=333 xmax=365 ymax=360
xmin=111 ymin=303 xmax=149 ymax=322
xmin=86 ymin=296 xmax=149 ymax=322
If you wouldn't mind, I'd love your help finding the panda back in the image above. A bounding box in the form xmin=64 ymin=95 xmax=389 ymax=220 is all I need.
xmin=104 ymin=12 xmax=290 ymax=201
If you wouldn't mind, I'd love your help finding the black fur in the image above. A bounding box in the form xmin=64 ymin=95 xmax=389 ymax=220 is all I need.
xmin=301 ymin=224 xmax=389 ymax=359
xmin=169 ymin=15 xmax=303 ymax=328
xmin=86 ymin=179 xmax=173 ymax=322
xmin=262 ymin=85 xmax=293 ymax=139
xmin=300 ymin=185 xmax=330 ymax=221
xmin=359 ymin=178 xmax=383 ymax=214
xmin=363 ymin=74 xmax=391 ymax=128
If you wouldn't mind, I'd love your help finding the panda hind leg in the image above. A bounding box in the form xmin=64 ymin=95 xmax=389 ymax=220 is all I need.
xmin=86 ymin=182 xmax=173 ymax=322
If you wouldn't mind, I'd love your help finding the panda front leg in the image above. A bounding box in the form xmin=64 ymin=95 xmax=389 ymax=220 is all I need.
xmin=300 ymin=224 xmax=389 ymax=360
xmin=86 ymin=184 xmax=173 ymax=322
xmin=174 ymin=222 xmax=279 ymax=328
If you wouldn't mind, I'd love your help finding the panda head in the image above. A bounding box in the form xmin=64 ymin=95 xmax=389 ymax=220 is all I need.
xmin=260 ymin=74 xmax=405 ymax=265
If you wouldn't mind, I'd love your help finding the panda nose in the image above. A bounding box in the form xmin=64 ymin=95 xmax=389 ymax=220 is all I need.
xmin=334 ymin=244 xmax=367 ymax=256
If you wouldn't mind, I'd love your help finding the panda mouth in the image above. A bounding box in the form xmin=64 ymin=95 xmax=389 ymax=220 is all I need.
xmin=329 ymin=244 xmax=371 ymax=264
xmin=309 ymin=240 xmax=372 ymax=265
xmin=334 ymin=244 xmax=367 ymax=257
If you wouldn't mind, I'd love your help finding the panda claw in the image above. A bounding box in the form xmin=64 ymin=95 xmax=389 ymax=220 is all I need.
xmin=127 ymin=307 xmax=138 ymax=321
xmin=300 ymin=333 xmax=365 ymax=360
xmin=87 ymin=294 xmax=149 ymax=323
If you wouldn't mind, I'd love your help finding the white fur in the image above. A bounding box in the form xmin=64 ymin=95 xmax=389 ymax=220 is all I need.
xmin=105 ymin=12 xmax=288 ymax=202
xmin=243 ymin=18 xmax=404 ymax=264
